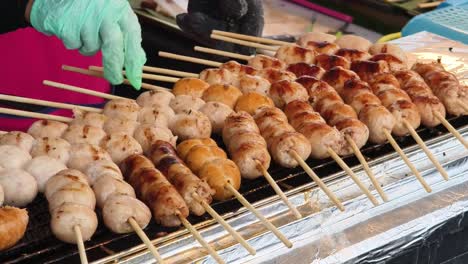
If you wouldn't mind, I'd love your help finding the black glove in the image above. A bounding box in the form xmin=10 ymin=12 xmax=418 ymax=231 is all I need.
xmin=176 ymin=0 xmax=264 ymax=55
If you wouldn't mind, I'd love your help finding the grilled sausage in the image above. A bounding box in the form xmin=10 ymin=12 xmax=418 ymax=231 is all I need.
xmin=369 ymin=54 xmax=406 ymax=71
xmin=0 ymin=207 xmax=28 ymax=250
xmin=351 ymin=60 xmax=390 ymax=83
xmin=150 ymin=140 xmax=214 ymax=216
xmin=369 ymin=43 xmax=408 ymax=67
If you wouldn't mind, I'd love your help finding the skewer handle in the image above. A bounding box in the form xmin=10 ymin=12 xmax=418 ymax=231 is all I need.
xmin=0 ymin=94 xmax=101 ymax=113
xmin=194 ymin=46 xmax=252 ymax=61
xmin=44 ymin=80 xmax=122 ymax=100
xmin=158 ymin=52 xmax=222 ymax=67
xmin=128 ymin=217 xmax=165 ymax=264
xmin=0 ymin=107 xmax=73 ymax=123
xmin=257 ymin=161 xmax=302 ymax=219
xmin=403 ymin=120 xmax=449 ymax=181
xmin=345 ymin=135 xmax=389 ymax=202
xmin=212 ymin=30 xmax=292 ymax=46
xmin=74 ymin=225 xmax=88 ymax=264
xmin=290 ymin=150 xmax=345 ymax=211
xmin=142 ymin=66 xmax=198 ymax=78
xmin=89 ymin=66 xmax=180 ymax=83
xmin=434 ymin=112 xmax=468 ymax=149
xmin=192 ymin=193 xmax=256 ymax=255
xmin=178 ymin=215 xmax=225 ymax=264
xmin=210 ymin=34 xmax=279 ymax=51
xmin=225 ymin=183 xmax=293 ymax=248
xmin=327 ymin=148 xmax=379 ymax=206
xmin=383 ymin=129 xmax=432 ymax=192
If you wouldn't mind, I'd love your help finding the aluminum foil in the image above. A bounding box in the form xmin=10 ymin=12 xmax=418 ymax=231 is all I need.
xmin=93 ymin=32 xmax=468 ymax=264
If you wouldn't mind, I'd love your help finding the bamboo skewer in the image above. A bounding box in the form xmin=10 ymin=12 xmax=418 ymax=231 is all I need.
xmin=383 ymin=129 xmax=432 ymax=192
xmin=0 ymin=107 xmax=73 ymax=122
xmin=224 ymin=183 xmax=293 ymax=248
xmin=178 ymin=214 xmax=225 ymax=264
xmin=194 ymin=46 xmax=252 ymax=61
xmin=74 ymin=226 xmax=88 ymax=264
xmin=44 ymin=80 xmax=124 ymax=100
xmin=289 ymin=150 xmax=345 ymax=211
xmin=128 ymin=218 xmax=165 ymax=263
xmin=403 ymin=121 xmax=449 ymax=180
xmin=62 ymin=65 xmax=171 ymax=92
xmin=212 ymin=30 xmax=292 ymax=46
xmin=88 ymin=66 xmax=181 ymax=83
xmin=0 ymin=94 xmax=101 ymax=113
xmin=192 ymin=193 xmax=256 ymax=255
xmin=158 ymin=52 xmax=222 ymax=67
xmin=433 ymin=112 xmax=468 ymax=149
xmin=345 ymin=135 xmax=389 ymax=202
xmin=327 ymin=148 xmax=379 ymax=206
xmin=142 ymin=66 xmax=199 ymax=78
xmin=210 ymin=34 xmax=278 ymax=51
xmin=256 ymin=161 xmax=302 ymax=219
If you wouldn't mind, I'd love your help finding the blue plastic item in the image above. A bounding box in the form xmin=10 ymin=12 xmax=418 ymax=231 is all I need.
xmin=402 ymin=3 xmax=468 ymax=44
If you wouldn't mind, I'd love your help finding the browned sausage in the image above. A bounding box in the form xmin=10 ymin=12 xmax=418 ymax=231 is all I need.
xmin=0 ymin=207 xmax=28 ymax=251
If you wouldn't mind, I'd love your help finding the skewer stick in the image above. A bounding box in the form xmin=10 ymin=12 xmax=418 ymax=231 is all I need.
xmin=158 ymin=52 xmax=222 ymax=67
xmin=327 ymin=148 xmax=379 ymax=206
xmin=142 ymin=66 xmax=199 ymax=78
xmin=256 ymin=161 xmax=302 ymax=219
xmin=212 ymin=30 xmax=292 ymax=46
xmin=383 ymin=129 xmax=432 ymax=192
xmin=43 ymin=80 xmax=124 ymax=100
xmin=345 ymin=135 xmax=389 ymax=202
xmin=289 ymin=150 xmax=345 ymax=211
xmin=403 ymin=121 xmax=449 ymax=181
xmin=88 ymin=66 xmax=180 ymax=83
xmin=224 ymin=183 xmax=293 ymax=248
xmin=192 ymin=193 xmax=256 ymax=256
xmin=0 ymin=107 xmax=73 ymax=122
xmin=210 ymin=34 xmax=278 ymax=51
xmin=177 ymin=214 xmax=225 ymax=264
xmin=194 ymin=46 xmax=252 ymax=61
xmin=0 ymin=94 xmax=101 ymax=113
xmin=128 ymin=218 xmax=165 ymax=264
xmin=74 ymin=226 xmax=88 ymax=264
xmin=62 ymin=65 xmax=171 ymax=92
xmin=433 ymin=112 xmax=468 ymax=149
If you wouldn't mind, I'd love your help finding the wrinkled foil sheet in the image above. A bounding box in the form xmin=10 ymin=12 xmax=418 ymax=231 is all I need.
xmin=93 ymin=32 xmax=468 ymax=264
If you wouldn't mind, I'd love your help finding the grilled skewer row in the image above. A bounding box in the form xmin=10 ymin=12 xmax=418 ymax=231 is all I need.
xmin=176 ymin=139 xmax=241 ymax=201
xmin=412 ymin=62 xmax=468 ymax=116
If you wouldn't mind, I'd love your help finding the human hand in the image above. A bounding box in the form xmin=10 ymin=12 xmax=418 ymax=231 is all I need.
xmin=29 ymin=0 xmax=146 ymax=89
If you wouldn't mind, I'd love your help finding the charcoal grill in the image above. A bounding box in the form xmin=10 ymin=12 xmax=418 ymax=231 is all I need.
xmin=1 ymin=32 xmax=467 ymax=264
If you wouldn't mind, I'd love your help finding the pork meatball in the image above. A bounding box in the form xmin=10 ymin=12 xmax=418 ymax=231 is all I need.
xmin=103 ymin=99 xmax=140 ymax=121
xmin=199 ymin=101 xmax=234 ymax=134
xmin=297 ymin=32 xmax=337 ymax=46
xmin=137 ymin=106 xmax=171 ymax=127
xmin=48 ymin=182 xmax=96 ymax=212
xmin=0 ymin=169 xmax=38 ymax=207
xmin=199 ymin=68 xmax=234 ymax=85
xmin=103 ymin=117 xmax=139 ymax=136
xmin=100 ymin=133 xmax=143 ymax=164
xmin=239 ymin=75 xmax=271 ymax=95
xmin=0 ymin=131 xmax=34 ymax=152
xmin=92 ymin=175 xmax=136 ymax=208
xmin=71 ymin=109 xmax=107 ymax=128
xmin=170 ymin=110 xmax=212 ymax=140
xmin=136 ymin=90 xmax=175 ymax=107
xmin=0 ymin=145 xmax=31 ymax=169
xmin=45 ymin=172 xmax=89 ymax=200
xmin=24 ymin=156 xmax=67 ymax=192
xmin=62 ymin=124 xmax=107 ymax=145
xmin=134 ymin=124 xmax=177 ymax=154
xmin=50 ymin=203 xmax=98 ymax=243
xmin=67 ymin=143 xmax=112 ymax=172
xmin=170 ymin=95 xmax=206 ymax=113
xmin=30 ymin=137 xmax=71 ymax=164
xmin=102 ymin=194 xmax=151 ymax=233
xmin=335 ymin=35 xmax=372 ymax=52
xmin=27 ymin=120 xmax=68 ymax=139
xmin=85 ymin=159 xmax=123 ymax=185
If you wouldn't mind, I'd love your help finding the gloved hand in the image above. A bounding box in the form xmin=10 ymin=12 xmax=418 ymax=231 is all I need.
xmin=176 ymin=0 xmax=264 ymax=55
xmin=30 ymin=0 xmax=146 ymax=89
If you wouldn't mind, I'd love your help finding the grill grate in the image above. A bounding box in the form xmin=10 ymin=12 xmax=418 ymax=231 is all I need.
xmin=0 ymin=115 xmax=466 ymax=264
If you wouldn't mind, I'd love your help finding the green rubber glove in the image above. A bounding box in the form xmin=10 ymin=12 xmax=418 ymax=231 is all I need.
xmin=30 ymin=0 xmax=146 ymax=90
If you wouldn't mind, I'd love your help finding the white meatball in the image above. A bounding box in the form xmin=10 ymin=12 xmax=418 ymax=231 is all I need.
xmin=102 ymin=194 xmax=151 ymax=233
xmin=28 ymin=120 xmax=68 ymax=139
xmin=136 ymin=90 xmax=175 ymax=107
xmin=85 ymin=159 xmax=123 ymax=185
xmin=199 ymin=102 xmax=234 ymax=134
xmin=48 ymin=182 xmax=96 ymax=212
xmin=170 ymin=110 xmax=212 ymax=140
xmin=239 ymin=75 xmax=271 ymax=96
xmin=0 ymin=169 xmax=38 ymax=207
xmin=45 ymin=172 xmax=89 ymax=200
xmin=62 ymin=124 xmax=107 ymax=145
xmin=297 ymin=32 xmax=337 ymax=46
xmin=137 ymin=106 xmax=171 ymax=127
xmin=170 ymin=95 xmax=206 ymax=113
xmin=103 ymin=99 xmax=140 ymax=121
xmin=100 ymin=133 xmax=143 ymax=164
xmin=0 ymin=131 xmax=34 ymax=152
xmin=71 ymin=109 xmax=108 ymax=128
xmin=335 ymin=35 xmax=372 ymax=52
xmin=30 ymin=137 xmax=71 ymax=164
xmin=24 ymin=156 xmax=67 ymax=192
xmin=92 ymin=175 xmax=136 ymax=208
xmin=0 ymin=145 xmax=31 ymax=169
xmin=55 ymin=169 xmax=90 ymax=184
xmin=103 ymin=117 xmax=139 ymax=136
xmin=67 ymin=143 xmax=111 ymax=172
xmin=134 ymin=124 xmax=177 ymax=154
xmin=0 ymin=184 xmax=4 ymax=206
xmin=199 ymin=68 xmax=234 ymax=85
xmin=50 ymin=203 xmax=98 ymax=244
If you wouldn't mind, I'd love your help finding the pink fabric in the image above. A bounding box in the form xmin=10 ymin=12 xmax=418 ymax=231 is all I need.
xmin=0 ymin=27 xmax=110 ymax=131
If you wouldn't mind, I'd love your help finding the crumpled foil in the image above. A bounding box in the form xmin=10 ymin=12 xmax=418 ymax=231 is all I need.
xmin=94 ymin=32 xmax=468 ymax=264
